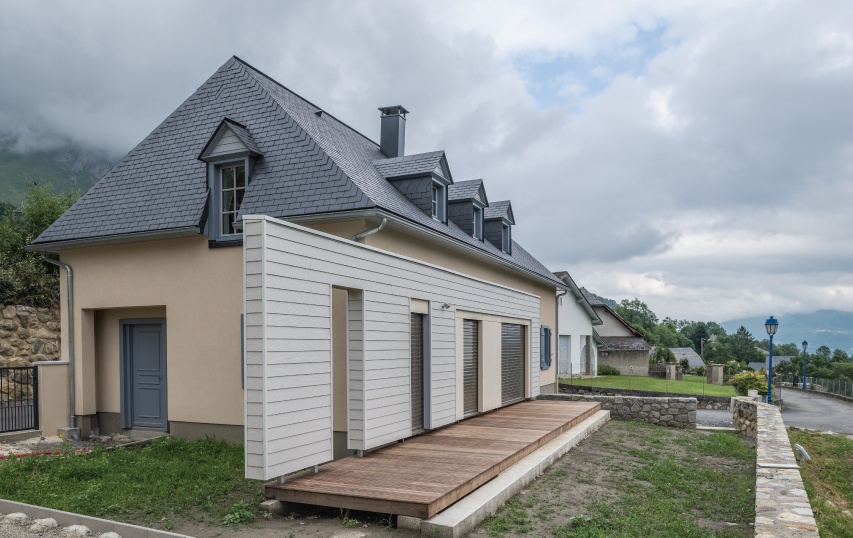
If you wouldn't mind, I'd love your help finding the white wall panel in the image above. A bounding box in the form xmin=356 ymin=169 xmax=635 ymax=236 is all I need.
xmin=244 ymin=215 xmax=542 ymax=479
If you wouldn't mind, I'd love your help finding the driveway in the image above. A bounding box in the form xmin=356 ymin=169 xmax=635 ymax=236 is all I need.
xmin=779 ymin=388 xmax=853 ymax=434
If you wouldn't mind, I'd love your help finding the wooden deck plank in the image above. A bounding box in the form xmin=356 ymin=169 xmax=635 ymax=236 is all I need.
xmin=265 ymin=400 xmax=600 ymax=518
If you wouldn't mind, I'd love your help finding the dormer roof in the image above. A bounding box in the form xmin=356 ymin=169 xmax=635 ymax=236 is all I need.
xmin=485 ymin=200 xmax=515 ymax=224
xmin=373 ymin=151 xmax=451 ymax=183
xmin=448 ymin=179 xmax=488 ymax=206
xmin=198 ymin=118 xmax=263 ymax=161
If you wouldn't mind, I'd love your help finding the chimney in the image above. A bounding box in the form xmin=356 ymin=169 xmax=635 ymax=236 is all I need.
xmin=378 ymin=105 xmax=409 ymax=158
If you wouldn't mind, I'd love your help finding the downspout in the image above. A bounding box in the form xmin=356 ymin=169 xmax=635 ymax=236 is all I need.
xmin=556 ymin=288 xmax=568 ymax=380
xmin=351 ymin=217 xmax=387 ymax=242
xmin=40 ymin=254 xmax=75 ymax=430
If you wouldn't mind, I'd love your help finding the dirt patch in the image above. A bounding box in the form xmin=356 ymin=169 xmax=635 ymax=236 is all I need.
xmin=0 ymin=433 xmax=131 ymax=457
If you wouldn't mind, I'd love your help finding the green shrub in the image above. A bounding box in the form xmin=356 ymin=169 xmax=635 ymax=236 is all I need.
xmin=649 ymin=346 xmax=676 ymax=364
xmin=729 ymin=371 xmax=766 ymax=396
xmin=694 ymin=366 xmax=705 ymax=377
xmin=597 ymin=364 xmax=621 ymax=376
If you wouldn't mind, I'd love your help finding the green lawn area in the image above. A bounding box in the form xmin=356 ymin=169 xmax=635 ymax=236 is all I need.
xmin=787 ymin=429 xmax=853 ymax=538
xmin=559 ymin=374 xmax=737 ymax=397
xmin=0 ymin=437 xmax=262 ymax=531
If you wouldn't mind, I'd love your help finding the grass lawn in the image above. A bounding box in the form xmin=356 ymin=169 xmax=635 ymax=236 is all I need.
xmin=560 ymin=374 xmax=737 ymax=397
xmin=474 ymin=421 xmax=755 ymax=538
xmin=0 ymin=437 xmax=262 ymax=531
xmin=787 ymin=429 xmax=853 ymax=538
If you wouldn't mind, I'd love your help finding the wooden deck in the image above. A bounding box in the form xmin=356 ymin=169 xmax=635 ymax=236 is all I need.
xmin=264 ymin=399 xmax=601 ymax=518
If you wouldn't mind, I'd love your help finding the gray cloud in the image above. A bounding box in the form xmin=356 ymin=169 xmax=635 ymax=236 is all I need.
xmin=1 ymin=0 xmax=852 ymax=320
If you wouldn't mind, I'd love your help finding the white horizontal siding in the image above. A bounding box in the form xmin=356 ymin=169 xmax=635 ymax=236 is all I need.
xmin=244 ymin=215 xmax=542 ymax=478
xmin=208 ymin=129 xmax=246 ymax=157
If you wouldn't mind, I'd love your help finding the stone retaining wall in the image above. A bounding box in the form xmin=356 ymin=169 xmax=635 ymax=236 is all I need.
xmin=558 ymin=383 xmax=731 ymax=410
xmin=0 ymin=304 xmax=61 ymax=367
xmin=732 ymin=397 xmax=819 ymax=537
xmin=539 ymin=393 xmax=696 ymax=428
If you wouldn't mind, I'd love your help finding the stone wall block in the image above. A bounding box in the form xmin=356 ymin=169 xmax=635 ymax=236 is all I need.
xmin=0 ymin=304 xmax=63 ymax=366
xmin=2 ymin=305 xmax=16 ymax=319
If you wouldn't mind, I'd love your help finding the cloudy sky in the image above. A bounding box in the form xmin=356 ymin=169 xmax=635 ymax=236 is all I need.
xmin=2 ymin=0 xmax=852 ymax=323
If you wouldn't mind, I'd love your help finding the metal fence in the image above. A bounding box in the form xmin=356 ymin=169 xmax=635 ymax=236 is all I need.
xmin=0 ymin=366 xmax=39 ymax=433
xmin=779 ymin=375 xmax=853 ymax=399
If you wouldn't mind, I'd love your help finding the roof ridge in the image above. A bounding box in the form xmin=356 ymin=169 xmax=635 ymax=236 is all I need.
xmin=233 ymin=55 xmax=379 ymax=149
xmin=372 ymin=150 xmax=445 ymax=164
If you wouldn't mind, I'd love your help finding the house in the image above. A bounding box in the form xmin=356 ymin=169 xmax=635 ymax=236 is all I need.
xmin=553 ymin=271 xmax=602 ymax=377
xmin=29 ymin=57 xmax=567 ymax=480
xmin=579 ymin=288 xmax=651 ymax=376
xmin=670 ymin=347 xmax=705 ymax=369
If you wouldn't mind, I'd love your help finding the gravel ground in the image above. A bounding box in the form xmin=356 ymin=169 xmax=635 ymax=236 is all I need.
xmin=0 ymin=514 xmax=116 ymax=538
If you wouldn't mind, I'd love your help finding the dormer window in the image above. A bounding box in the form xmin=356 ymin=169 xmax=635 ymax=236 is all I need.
xmin=198 ymin=118 xmax=263 ymax=243
xmin=502 ymin=223 xmax=511 ymax=254
xmin=473 ymin=206 xmax=484 ymax=240
xmin=220 ymin=163 xmax=246 ymax=236
xmin=431 ymin=181 xmax=447 ymax=222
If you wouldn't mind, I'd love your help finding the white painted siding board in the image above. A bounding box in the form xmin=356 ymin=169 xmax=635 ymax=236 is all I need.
xmin=244 ymin=216 xmax=544 ymax=478
xmin=208 ymin=128 xmax=247 ymax=157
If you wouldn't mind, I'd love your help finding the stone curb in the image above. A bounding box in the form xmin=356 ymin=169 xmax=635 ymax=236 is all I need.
xmin=0 ymin=499 xmax=194 ymax=538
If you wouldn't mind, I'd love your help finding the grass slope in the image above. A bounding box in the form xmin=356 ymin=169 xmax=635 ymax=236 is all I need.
xmin=787 ymin=429 xmax=853 ymax=537
xmin=560 ymin=374 xmax=737 ymax=397
xmin=0 ymin=437 xmax=262 ymax=530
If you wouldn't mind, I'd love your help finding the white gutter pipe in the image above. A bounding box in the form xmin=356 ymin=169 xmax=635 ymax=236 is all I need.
xmin=40 ymin=254 xmax=76 ymax=429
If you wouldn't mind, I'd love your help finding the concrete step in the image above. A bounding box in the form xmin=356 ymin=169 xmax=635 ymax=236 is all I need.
xmin=402 ymin=409 xmax=611 ymax=537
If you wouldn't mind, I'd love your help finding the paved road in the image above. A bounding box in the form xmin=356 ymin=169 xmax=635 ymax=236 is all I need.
xmin=779 ymin=388 xmax=853 ymax=434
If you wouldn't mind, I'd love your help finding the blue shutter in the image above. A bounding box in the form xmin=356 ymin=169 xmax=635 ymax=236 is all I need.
xmin=540 ymin=325 xmax=552 ymax=370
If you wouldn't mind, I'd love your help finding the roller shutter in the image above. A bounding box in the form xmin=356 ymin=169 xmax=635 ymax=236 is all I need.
xmin=411 ymin=313 xmax=425 ymax=433
xmin=501 ymin=323 xmax=525 ymax=405
xmin=463 ymin=319 xmax=479 ymax=417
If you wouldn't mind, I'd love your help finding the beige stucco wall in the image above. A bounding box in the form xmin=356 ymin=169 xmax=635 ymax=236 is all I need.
xmin=35 ymin=361 xmax=70 ymax=435
xmin=365 ymin=226 xmax=557 ymax=389
xmin=594 ymin=307 xmax=635 ymax=337
xmin=51 ymin=216 xmax=556 ymax=432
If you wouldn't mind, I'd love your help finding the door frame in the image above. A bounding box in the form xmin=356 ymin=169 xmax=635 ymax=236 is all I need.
xmin=119 ymin=318 xmax=168 ymax=430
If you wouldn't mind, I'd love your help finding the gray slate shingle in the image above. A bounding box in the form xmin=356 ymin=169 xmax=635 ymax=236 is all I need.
xmin=373 ymin=151 xmax=446 ymax=180
xmin=448 ymin=179 xmax=485 ymax=203
xmin=35 ymin=57 xmax=561 ymax=286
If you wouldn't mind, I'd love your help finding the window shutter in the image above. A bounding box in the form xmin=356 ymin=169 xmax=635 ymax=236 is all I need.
xmin=540 ymin=325 xmax=552 ymax=370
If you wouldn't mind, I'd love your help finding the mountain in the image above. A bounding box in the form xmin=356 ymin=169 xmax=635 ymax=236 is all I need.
xmin=0 ymin=138 xmax=115 ymax=205
xmin=722 ymin=310 xmax=853 ymax=354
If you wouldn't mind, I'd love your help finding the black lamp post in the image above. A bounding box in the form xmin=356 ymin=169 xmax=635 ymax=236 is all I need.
xmin=765 ymin=316 xmax=778 ymax=403
xmin=802 ymin=340 xmax=808 ymax=390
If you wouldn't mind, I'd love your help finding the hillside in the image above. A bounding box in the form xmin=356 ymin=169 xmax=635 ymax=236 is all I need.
xmin=0 ymin=139 xmax=114 ymax=205
xmin=722 ymin=310 xmax=853 ymax=353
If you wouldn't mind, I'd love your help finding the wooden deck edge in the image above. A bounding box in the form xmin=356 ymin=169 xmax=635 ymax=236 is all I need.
xmin=423 ymin=402 xmax=601 ymax=517
xmin=264 ymin=485 xmax=432 ymax=519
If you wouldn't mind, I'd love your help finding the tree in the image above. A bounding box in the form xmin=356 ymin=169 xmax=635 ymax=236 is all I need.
xmin=727 ymin=326 xmax=764 ymax=364
xmin=0 ymin=184 xmax=79 ymax=306
xmin=831 ymin=349 xmax=849 ymax=363
xmin=649 ymin=346 xmax=676 ymax=364
xmin=614 ymin=298 xmax=658 ymax=333
xmin=816 ymin=345 xmax=832 ymax=358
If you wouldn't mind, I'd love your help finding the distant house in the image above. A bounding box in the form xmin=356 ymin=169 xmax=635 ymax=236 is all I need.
xmin=749 ymin=356 xmax=794 ymax=372
xmin=554 ymin=272 xmax=603 ymax=377
xmin=580 ymin=288 xmax=651 ymax=376
xmin=670 ymin=347 xmax=704 ymax=369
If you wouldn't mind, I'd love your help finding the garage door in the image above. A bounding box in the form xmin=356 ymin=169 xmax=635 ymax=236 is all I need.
xmin=501 ymin=323 xmax=525 ymax=405
xmin=463 ymin=319 xmax=479 ymax=417
xmin=410 ymin=313 xmax=425 ymax=433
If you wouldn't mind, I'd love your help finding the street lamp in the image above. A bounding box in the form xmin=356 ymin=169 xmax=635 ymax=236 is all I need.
xmin=802 ymin=340 xmax=808 ymax=390
xmin=765 ymin=316 xmax=779 ymax=403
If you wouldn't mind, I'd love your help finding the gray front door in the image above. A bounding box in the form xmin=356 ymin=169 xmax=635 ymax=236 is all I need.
xmin=122 ymin=320 xmax=167 ymax=430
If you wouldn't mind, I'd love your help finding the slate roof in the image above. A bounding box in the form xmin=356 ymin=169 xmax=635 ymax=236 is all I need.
xmin=580 ymin=287 xmax=604 ymax=306
xmin=373 ymin=151 xmax=447 ymax=180
xmin=601 ymin=336 xmax=651 ymax=351
xmin=670 ymin=347 xmax=705 ymax=368
xmin=448 ymin=179 xmax=485 ymax=203
xmin=223 ymin=119 xmax=263 ymax=156
xmin=33 ymin=57 xmax=561 ymax=286
xmin=748 ymin=362 xmax=766 ymax=371
xmin=485 ymin=200 xmax=513 ymax=222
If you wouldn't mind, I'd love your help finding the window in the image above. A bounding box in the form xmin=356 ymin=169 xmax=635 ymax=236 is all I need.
xmin=502 ymin=223 xmax=511 ymax=254
xmin=219 ymin=163 xmax=246 ymax=236
xmin=431 ymin=181 xmax=447 ymax=223
xmin=473 ymin=206 xmax=483 ymax=240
